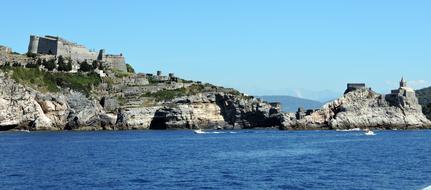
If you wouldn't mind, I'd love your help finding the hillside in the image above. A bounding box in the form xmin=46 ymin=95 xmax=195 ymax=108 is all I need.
xmin=415 ymin=87 xmax=431 ymax=119
xmin=0 ymin=56 xmax=282 ymax=131
xmin=258 ymin=95 xmax=323 ymax=112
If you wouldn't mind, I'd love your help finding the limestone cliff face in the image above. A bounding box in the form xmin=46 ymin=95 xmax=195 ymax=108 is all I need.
xmin=0 ymin=71 xmax=281 ymax=131
xmin=124 ymin=93 xmax=281 ymax=130
xmin=0 ymin=72 xmax=65 ymax=130
xmin=0 ymin=72 xmax=118 ymax=131
xmin=281 ymin=88 xmax=431 ymax=130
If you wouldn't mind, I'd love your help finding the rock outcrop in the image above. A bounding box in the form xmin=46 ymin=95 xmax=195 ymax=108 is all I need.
xmin=0 ymin=70 xmax=282 ymax=131
xmin=281 ymin=88 xmax=431 ymax=130
xmin=123 ymin=93 xmax=282 ymax=130
xmin=0 ymin=72 xmax=64 ymax=130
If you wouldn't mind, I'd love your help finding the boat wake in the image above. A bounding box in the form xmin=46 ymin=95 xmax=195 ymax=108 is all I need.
xmin=194 ymin=130 xmax=237 ymax=134
xmin=336 ymin=128 xmax=361 ymax=132
xmin=364 ymin=131 xmax=376 ymax=136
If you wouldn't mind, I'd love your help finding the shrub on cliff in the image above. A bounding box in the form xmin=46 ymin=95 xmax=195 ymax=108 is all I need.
xmin=92 ymin=60 xmax=99 ymax=70
xmin=1 ymin=67 xmax=101 ymax=95
xmin=43 ymin=59 xmax=56 ymax=71
xmin=78 ymin=61 xmax=93 ymax=72
xmin=57 ymin=56 xmax=72 ymax=72
xmin=25 ymin=62 xmax=39 ymax=68
xmin=36 ymin=58 xmax=43 ymax=66
xmin=26 ymin=52 xmax=37 ymax=58
xmin=111 ymin=68 xmax=131 ymax=78
xmin=51 ymin=72 xmax=101 ymax=94
xmin=142 ymin=84 xmax=208 ymax=101
xmin=126 ymin=64 xmax=135 ymax=73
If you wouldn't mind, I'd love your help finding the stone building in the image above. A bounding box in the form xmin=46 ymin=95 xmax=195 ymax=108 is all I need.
xmin=296 ymin=107 xmax=306 ymax=120
xmin=344 ymin=83 xmax=372 ymax=94
xmin=0 ymin=45 xmax=12 ymax=54
xmin=380 ymin=77 xmax=418 ymax=108
xmin=28 ymin=35 xmax=127 ymax=72
xmin=390 ymin=77 xmax=415 ymax=98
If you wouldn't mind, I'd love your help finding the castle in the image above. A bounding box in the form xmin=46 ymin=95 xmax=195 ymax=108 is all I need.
xmin=28 ymin=35 xmax=127 ymax=72
xmin=344 ymin=83 xmax=371 ymax=94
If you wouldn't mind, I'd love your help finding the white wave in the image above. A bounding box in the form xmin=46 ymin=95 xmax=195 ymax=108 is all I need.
xmin=422 ymin=185 xmax=431 ymax=190
xmin=193 ymin=130 xmax=238 ymax=134
xmin=336 ymin=128 xmax=362 ymax=132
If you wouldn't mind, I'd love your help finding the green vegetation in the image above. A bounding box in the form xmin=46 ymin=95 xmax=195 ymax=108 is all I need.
xmin=43 ymin=59 xmax=56 ymax=71
xmin=26 ymin=52 xmax=37 ymax=58
xmin=78 ymin=60 xmax=93 ymax=72
xmin=0 ymin=67 xmax=101 ymax=95
xmin=25 ymin=62 xmax=39 ymax=68
xmin=148 ymin=77 xmax=159 ymax=84
xmin=142 ymin=84 xmax=207 ymax=101
xmin=126 ymin=64 xmax=135 ymax=73
xmin=92 ymin=60 xmax=102 ymax=70
xmin=181 ymin=79 xmax=194 ymax=83
xmin=111 ymin=68 xmax=132 ymax=78
xmin=416 ymin=87 xmax=431 ymax=119
xmin=57 ymin=56 xmax=72 ymax=72
xmin=12 ymin=62 xmax=21 ymax=67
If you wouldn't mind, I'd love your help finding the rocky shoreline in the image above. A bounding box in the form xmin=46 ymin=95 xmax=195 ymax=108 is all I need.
xmin=0 ymin=70 xmax=283 ymax=131
xmin=1 ymin=68 xmax=430 ymax=131
xmin=280 ymin=84 xmax=431 ymax=130
xmin=1 ymin=37 xmax=430 ymax=131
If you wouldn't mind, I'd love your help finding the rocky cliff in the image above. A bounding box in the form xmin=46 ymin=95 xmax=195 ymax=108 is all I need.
xmin=281 ymin=88 xmax=431 ymax=130
xmin=0 ymin=67 xmax=281 ymax=131
xmin=2 ymin=48 xmax=430 ymax=131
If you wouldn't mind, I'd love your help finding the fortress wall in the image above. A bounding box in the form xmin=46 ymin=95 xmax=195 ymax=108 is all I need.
xmin=57 ymin=40 xmax=98 ymax=62
xmin=37 ymin=37 xmax=58 ymax=55
xmin=105 ymin=56 xmax=127 ymax=72
xmin=28 ymin=36 xmax=39 ymax=54
xmin=0 ymin=46 xmax=12 ymax=53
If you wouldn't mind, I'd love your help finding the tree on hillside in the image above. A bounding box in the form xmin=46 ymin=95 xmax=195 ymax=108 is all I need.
xmin=57 ymin=56 xmax=72 ymax=72
xmin=43 ymin=59 xmax=56 ymax=71
xmin=126 ymin=64 xmax=135 ymax=73
xmin=78 ymin=60 xmax=93 ymax=72
xmin=92 ymin=60 xmax=99 ymax=70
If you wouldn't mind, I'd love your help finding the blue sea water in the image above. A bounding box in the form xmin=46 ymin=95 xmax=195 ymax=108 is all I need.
xmin=0 ymin=130 xmax=431 ymax=190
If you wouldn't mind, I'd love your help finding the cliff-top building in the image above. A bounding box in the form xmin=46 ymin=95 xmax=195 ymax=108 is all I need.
xmin=345 ymin=83 xmax=371 ymax=94
xmin=0 ymin=45 xmax=12 ymax=53
xmin=28 ymin=35 xmax=127 ymax=72
xmin=391 ymin=77 xmax=415 ymax=98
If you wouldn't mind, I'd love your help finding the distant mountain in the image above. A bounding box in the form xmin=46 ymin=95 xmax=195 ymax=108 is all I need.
xmin=415 ymin=87 xmax=431 ymax=119
xmin=258 ymin=95 xmax=323 ymax=112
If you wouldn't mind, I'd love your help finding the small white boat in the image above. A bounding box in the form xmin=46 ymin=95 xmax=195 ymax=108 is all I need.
xmin=19 ymin=129 xmax=30 ymax=133
xmin=194 ymin=129 xmax=206 ymax=134
xmin=364 ymin=130 xmax=376 ymax=136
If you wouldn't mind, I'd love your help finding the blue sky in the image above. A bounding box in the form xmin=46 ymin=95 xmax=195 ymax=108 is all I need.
xmin=1 ymin=0 xmax=430 ymax=101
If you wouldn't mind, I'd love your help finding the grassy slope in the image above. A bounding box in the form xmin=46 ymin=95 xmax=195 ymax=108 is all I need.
xmin=1 ymin=67 xmax=101 ymax=95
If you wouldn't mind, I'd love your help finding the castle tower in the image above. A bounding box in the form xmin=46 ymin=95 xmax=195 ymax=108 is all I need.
xmin=400 ymin=77 xmax=407 ymax=88
xmin=28 ymin=35 xmax=40 ymax=54
xmin=98 ymin=49 xmax=105 ymax=61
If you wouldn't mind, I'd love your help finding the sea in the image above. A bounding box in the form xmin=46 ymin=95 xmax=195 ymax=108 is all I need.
xmin=0 ymin=130 xmax=430 ymax=190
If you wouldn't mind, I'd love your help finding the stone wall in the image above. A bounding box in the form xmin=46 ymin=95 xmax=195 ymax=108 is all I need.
xmin=28 ymin=35 xmax=128 ymax=73
xmin=57 ymin=39 xmax=99 ymax=62
xmin=104 ymin=55 xmax=127 ymax=72
xmin=0 ymin=45 xmax=12 ymax=53
xmin=36 ymin=37 xmax=58 ymax=55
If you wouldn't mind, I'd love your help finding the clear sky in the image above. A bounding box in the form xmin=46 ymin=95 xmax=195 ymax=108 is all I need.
xmin=1 ymin=0 xmax=430 ymax=101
